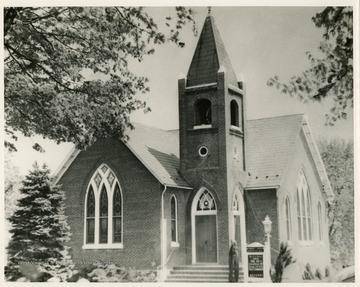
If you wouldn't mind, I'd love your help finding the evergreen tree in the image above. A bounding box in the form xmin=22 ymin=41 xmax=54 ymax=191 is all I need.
xmin=6 ymin=163 xmax=73 ymax=281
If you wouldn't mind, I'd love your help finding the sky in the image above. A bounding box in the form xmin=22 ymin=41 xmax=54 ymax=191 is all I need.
xmin=3 ymin=4 xmax=357 ymax=176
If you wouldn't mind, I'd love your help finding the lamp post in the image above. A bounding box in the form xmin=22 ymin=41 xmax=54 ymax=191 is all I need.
xmin=262 ymin=215 xmax=272 ymax=282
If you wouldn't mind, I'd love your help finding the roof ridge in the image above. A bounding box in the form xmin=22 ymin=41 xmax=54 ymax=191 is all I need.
xmin=248 ymin=113 xmax=305 ymax=122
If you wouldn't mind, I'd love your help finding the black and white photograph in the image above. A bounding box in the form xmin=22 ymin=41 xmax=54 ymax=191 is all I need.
xmin=2 ymin=1 xmax=358 ymax=284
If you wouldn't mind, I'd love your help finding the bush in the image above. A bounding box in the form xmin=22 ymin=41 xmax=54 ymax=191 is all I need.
xmin=270 ymin=242 xmax=296 ymax=283
xmin=69 ymin=263 xmax=157 ymax=282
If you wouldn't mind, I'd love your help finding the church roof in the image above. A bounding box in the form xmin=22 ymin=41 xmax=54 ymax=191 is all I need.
xmin=125 ymin=123 xmax=191 ymax=189
xmin=186 ymin=16 xmax=238 ymax=87
xmin=54 ymin=114 xmax=333 ymax=198
xmin=246 ymin=114 xmax=304 ymax=188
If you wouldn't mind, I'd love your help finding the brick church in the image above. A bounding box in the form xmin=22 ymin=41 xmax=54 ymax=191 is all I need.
xmin=55 ymin=15 xmax=334 ymax=282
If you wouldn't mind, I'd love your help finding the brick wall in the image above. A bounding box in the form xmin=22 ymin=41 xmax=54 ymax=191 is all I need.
xmin=245 ymin=188 xmax=279 ymax=264
xmin=59 ymin=138 xmax=162 ymax=269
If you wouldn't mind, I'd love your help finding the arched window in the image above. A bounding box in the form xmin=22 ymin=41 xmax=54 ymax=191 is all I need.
xmin=113 ymin=184 xmax=122 ymax=243
xmin=230 ymin=100 xmax=239 ymax=127
xmin=195 ymin=99 xmax=212 ymax=126
xmin=197 ymin=189 xmax=216 ymax=211
xmin=99 ymin=186 xmax=108 ymax=243
xmin=171 ymin=195 xmax=178 ymax=244
xmin=296 ymin=170 xmax=313 ymax=241
xmin=86 ymin=187 xmax=95 ymax=244
xmin=317 ymin=202 xmax=323 ymax=241
xmin=284 ymin=197 xmax=291 ymax=241
xmin=84 ymin=164 xmax=123 ymax=249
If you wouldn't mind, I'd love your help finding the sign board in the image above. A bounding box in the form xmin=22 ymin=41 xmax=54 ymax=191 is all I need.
xmin=248 ymin=254 xmax=264 ymax=278
xmin=247 ymin=242 xmax=265 ymax=281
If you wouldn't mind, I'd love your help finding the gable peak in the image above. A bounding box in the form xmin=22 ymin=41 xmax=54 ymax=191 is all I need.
xmin=186 ymin=15 xmax=238 ymax=87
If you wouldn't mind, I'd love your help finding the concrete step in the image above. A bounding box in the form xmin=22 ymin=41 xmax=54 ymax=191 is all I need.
xmin=165 ymin=264 xmax=244 ymax=283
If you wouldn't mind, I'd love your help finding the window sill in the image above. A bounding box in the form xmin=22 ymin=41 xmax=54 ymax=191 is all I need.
xmin=82 ymin=243 xmax=123 ymax=250
xmin=229 ymin=126 xmax=243 ymax=137
xmin=194 ymin=124 xmax=212 ymax=130
xmin=171 ymin=242 xmax=180 ymax=248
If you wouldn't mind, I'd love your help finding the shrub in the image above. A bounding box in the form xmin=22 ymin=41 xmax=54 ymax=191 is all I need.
xmin=270 ymin=242 xmax=296 ymax=283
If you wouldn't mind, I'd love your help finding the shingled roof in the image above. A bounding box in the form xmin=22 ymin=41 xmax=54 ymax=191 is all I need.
xmin=245 ymin=114 xmax=304 ymax=188
xmin=54 ymin=115 xmax=333 ymax=198
xmin=186 ymin=15 xmax=238 ymax=87
xmin=125 ymin=123 xmax=191 ymax=189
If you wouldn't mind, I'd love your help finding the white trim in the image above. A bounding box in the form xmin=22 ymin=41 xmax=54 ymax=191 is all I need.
xmin=185 ymin=82 xmax=217 ymax=90
xmin=245 ymin=185 xmax=280 ymax=190
xmin=231 ymin=187 xmax=247 ymax=282
xmin=228 ymin=83 xmax=244 ymax=95
xmin=193 ymin=124 xmax=212 ymax=130
xmin=191 ymin=188 xmax=218 ymax=264
xmin=171 ymin=242 xmax=180 ymax=248
xmin=82 ymin=243 xmax=123 ymax=250
xmin=170 ymin=194 xmax=179 ymax=245
xmin=51 ymin=148 xmax=80 ymax=186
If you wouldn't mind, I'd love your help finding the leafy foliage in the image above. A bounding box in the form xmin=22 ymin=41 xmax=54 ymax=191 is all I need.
xmin=6 ymin=164 xmax=74 ymax=281
xmin=270 ymin=242 xmax=295 ymax=283
xmin=302 ymin=263 xmax=315 ymax=280
xmin=4 ymin=7 xmax=196 ymax=151
xmin=318 ymin=138 xmax=354 ymax=269
xmin=68 ymin=262 xmax=157 ymax=282
xmin=267 ymin=7 xmax=353 ymax=125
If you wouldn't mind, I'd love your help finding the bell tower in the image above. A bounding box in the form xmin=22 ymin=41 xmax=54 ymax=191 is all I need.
xmin=178 ymin=15 xmax=247 ymax=265
xmin=178 ymin=15 xmax=247 ymax=186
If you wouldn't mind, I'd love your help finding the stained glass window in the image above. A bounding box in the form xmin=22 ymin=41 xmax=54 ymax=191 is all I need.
xmin=99 ymin=186 xmax=108 ymax=243
xmin=171 ymin=196 xmax=177 ymax=243
xmin=197 ymin=189 xmax=216 ymax=211
xmin=85 ymin=164 xmax=123 ymax=247
xmin=86 ymin=187 xmax=95 ymax=244
xmin=113 ymin=184 xmax=122 ymax=243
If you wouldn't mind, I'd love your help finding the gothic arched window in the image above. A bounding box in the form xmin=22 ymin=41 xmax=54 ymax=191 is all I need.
xmin=84 ymin=164 xmax=123 ymax=249
xmin=171 ymin=195 xmax=178 ymax=244
xmin=296 ymin=170 xmax=313 ymax=241
xmin=284 ymin=197 xmax=292 ymax=241
xmin=86 ymin=187 xmax=95 ymax=244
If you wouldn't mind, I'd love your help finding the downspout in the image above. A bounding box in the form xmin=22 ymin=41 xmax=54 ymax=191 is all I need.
xmin=160 ymin=185 xmax=168 ymax=281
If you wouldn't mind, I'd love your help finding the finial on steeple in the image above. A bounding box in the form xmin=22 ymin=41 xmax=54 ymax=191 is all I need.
xmin=207 ymin=7 xmax=211 ymax=15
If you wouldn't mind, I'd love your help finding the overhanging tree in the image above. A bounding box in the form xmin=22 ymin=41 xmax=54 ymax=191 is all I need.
xmin=267 ymin=7 xmax=353 ymax=125
xmin=318 ymin=138 xmax=354 ymax=269
xmin=4 ymin=7 xmax=196 ymax=151
xmin=6 ymin=164 xmax=74 ymax=281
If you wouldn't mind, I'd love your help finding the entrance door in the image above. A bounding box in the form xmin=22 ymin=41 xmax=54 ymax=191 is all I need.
xmin=196 ymin=215 xmax=217 ymax=263
xmin=192 ymin=188 xmax=218 ymax=264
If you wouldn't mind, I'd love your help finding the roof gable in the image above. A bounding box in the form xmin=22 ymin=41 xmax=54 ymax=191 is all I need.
xmin=186 ymin=16 xmax=238 ymax=87
xmin=245 ymin=114 xmax=304 ymax=188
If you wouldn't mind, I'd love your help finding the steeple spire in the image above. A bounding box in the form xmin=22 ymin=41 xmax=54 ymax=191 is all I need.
xmin=186 ymin=15 xmax=238 ymax=87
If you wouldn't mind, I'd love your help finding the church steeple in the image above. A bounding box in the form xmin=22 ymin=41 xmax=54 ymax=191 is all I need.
xmin=186 ymin=15 xmax=238 ymax=87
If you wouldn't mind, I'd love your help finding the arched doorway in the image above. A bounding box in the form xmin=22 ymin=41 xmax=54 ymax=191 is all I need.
xmin=231 ymin=187 xmax=247 ymax=264
xmin=191 ymin=188 xmax=218 ymax=264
